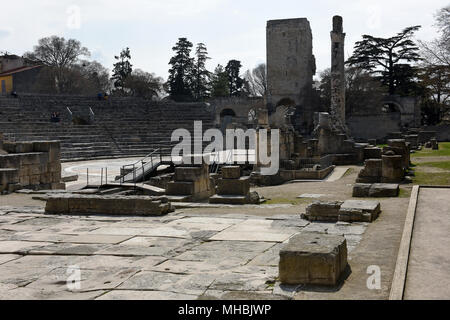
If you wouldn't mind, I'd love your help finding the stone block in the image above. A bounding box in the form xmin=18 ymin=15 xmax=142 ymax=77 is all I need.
xmin=174 ymin=166 xmax=208 ymax=182
xmin=364 ymin=147 xmax=382 ymax=160
xmin=352 ymin=183 xmax=372 ymax=197
xmin=279 ymin=232 xmax=348 ymax=286
xmin=0 ymin=168 xmax=19 ymax=192
xmin=357 ymin=159 xmax=382 ymax=183
xmin=45 ymin=195 xmax=70 ymax=214
xmin=46 ymin=195 xmax=171 ymax=216
xmin=338 ymin=208 xmax=372 ymax=223
xmin=340 ymin=200 xmax=381 ymax=222
xmin=166 ymin=181 xmax=194 ymax=195
xmin=209 ymin=195 xmax=248 ymax=205
xmin=221 ymin=166 xmax=241 ymax=179
xmin=382 ymin=155 xmax=404 ymax=183
xmin=2 ymin=142 xmax=17 ymax=153
xmin=50 ymin=182 xmax=66 ymax=190
xmin=15 ymin=142 xmax=34 ymax=153
xmin=368 ymin=183 xmax=399 ymax=198
xmin=217 ymin=177 xmax=250 ymax=196
xmin=32 ymin=141 xmax=61 ymax=162
xmin=303 ymin=201 xmax=343 ymax=222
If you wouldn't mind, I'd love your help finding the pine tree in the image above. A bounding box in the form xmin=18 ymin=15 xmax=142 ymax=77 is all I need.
xmin=167 ymin=38 xmax=195 ymax=101
xmin=347 ymin=26 xmax=422 ymax=95
xmin=193 ymin=43 xmax=211 ymax=101
xmin=211 ymin=64 xmax=229 ymax=97
xmin=225 ymin=60 xmax=244 ymax=96
xmin=111 ymin=47 xmax=132 ymax=95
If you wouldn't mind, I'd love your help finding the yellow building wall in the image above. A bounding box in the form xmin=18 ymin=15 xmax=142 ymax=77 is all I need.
xmin=0 ymin=75 xmax=13 ymax=94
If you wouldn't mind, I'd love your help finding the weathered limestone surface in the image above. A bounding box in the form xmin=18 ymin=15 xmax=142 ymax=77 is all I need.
xmin=45 ymin=194 xmax=172 ymax=216
xmin=330 ymin=15 xmax=347 ymax=132
xmin=266 ymin=18 xmax=316 ymax=133
xmin=357 ymin=159 xmax=382 ymax=183
xmin=167 ymin=164 xmax=214 ymax=201
xmin=381 ymin=154 xmax=404 ymax=183
xmin=353 ymin=183 xmax=399 ymax=198
xmin=279 ymin=232 xmax=348 ymax=286
xmin=0 ymin=140 xmax=63 ymax=192
xmin=303 ymin=199 xmax=381 ymax=222
xmin=221 ymin=166 xmax=241 ymax=179
xmin=217 ymin=177 xmax=250 ymax=196
xmin=303 ymin=201 xmax=343 ymax=222
xmin=364 ymin=147 xmax=382 ymax=159
xmin=210 ymin=166 xmax=259 ymax=204
xmin=339 ymin=200 xmax=381 ymax=222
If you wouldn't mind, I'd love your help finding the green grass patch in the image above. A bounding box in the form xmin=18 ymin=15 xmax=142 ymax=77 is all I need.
xmin=412 ymin=171 xmax=450 ymax=186
xmin=418 ymin=161 xmax=450 ymax=170
xmin=399 ymin=188 xmax=412 ymax=198
xmin=343 ymin=168 xmax=355 ymax=177
xmin=411 ymin=142 xmax=450 ymax=158
xmin=377 ymin=144 xmax=387 ymax=149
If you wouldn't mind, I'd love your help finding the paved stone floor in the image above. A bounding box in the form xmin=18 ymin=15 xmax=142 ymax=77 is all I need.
xmin=404 ymin=187 xmax=450 ymax=300
xmin=0 ymin=204 xmax=369 ymax=300
xmin=0 ymin=161 xmax=413 ymax=300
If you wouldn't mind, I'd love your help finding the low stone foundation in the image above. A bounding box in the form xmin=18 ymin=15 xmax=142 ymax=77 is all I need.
xmin=302 ymin=199 xmax=381 ymax=222
xmin=45 ymin=194 xmax=173 ymax=216
xmin=166 ymin=163 xmax=214 ymax=201
xmin=339 ymin=200 xmax=381 ymax=222
xmin=209 ymin=166 xmax=260 ymax=204
xmin=279 ymin=232 xmax=348 ymax=286
xmin=353 ymin=183 xmax=399 ymax=198
xmin=303 ymin=201 xmax=343 ymax=222
xmin=279 ymin=165 xmax=335 ymax=181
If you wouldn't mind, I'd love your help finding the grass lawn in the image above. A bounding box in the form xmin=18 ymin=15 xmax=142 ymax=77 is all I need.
xmin=418 ymin=161 xmax=450 ymax=170
xmin=411 ymin=142 xmax=450 ymax=158
xmin=410 ymin=142 xmax=450 ymax=185
xmin=413 ymin=171 xmax=450 ymax=185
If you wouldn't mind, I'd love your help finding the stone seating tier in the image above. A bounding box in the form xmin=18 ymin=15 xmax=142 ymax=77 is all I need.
xmin=0 ymin=95 xmax=215 ymax=161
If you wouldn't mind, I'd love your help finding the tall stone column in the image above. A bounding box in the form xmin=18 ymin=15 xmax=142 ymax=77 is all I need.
xmin=330 ymin=15 xmax=347 ymax=133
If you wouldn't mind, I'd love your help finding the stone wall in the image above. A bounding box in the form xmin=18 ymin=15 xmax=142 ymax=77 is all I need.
xmin=266 ymin=18 xmax=316 ymax=133
xmin=348 ymin=114 xmax=401 ymax=140
xmin=0 ymin=139 xmax=63 ymax=192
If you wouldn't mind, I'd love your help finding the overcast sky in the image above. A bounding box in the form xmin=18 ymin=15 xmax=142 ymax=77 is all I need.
xmin=1 ymin=0 xmax=448 ymax=80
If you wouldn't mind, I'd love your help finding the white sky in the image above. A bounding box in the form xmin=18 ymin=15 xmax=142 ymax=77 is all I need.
xmin=0 ymin=0 xmax=448 ymax=80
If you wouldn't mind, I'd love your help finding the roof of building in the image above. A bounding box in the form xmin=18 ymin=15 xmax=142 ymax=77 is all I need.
xmin=0 ymin=65 xmax=42 ymax=77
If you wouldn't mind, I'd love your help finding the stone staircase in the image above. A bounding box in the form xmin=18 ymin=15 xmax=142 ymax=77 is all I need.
xmin=0 ymin=95 xmax=215 ymax=161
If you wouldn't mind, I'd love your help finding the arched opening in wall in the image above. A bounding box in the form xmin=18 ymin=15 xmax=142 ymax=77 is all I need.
xmin=275 ymin=98 xmax=296 ymax=127
xmin=220 ymin=108 xmax=236 ymax=132
xmin=382 ymin=102 xmax=402 ymax=114
xmin=276 ymin=98 xmax=296 ymax=108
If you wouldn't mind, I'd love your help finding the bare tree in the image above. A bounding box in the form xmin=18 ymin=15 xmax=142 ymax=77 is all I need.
xmin=24 ymin=36 xmax=90 ymax=93
xmin=419 ymin=6 xmax=450 ymax=66
xmin=244 ymin=63 xmax=267 ymax=97
xmin=125 ymin=69 xmax=164 ymax=99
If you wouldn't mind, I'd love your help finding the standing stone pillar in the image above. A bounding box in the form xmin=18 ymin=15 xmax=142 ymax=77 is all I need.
xmin=330 ymin=16 xmax=347 ymax=133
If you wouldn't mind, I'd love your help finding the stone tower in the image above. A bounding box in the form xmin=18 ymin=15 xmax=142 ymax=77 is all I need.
xmin=330 ymin=15 xmax=347 ymax=132
xmin=266 ymin=18 xmax=316 ymax=133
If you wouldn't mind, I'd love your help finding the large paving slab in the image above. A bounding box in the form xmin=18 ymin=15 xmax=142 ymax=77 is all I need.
xmin=403 ymin=187 xmax=450 ymax=300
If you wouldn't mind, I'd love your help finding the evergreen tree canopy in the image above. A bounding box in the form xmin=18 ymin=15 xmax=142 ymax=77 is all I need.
xmin=111 ymin=47 xmax=132 ymax=94
xmin=211 ymin=64 xmax=229 ymax=98
xmin=193 ymin=43 xmax=211 ymax=101
xmin=225 ymin=59 xmax=244 ymax=96
xmin=167 ymin=37 xmax=195 ymax=101
xmin=347 ymin=26 xmax=422 ymax=95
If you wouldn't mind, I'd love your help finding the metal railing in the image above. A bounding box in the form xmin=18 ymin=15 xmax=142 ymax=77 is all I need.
xmin=117 ymin=144 xmax=175 ymax=185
